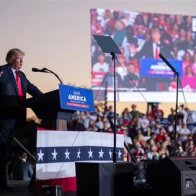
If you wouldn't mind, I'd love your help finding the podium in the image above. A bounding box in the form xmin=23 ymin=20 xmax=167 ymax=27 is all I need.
xmin=26 ymin=89 xmax=75 ymax=130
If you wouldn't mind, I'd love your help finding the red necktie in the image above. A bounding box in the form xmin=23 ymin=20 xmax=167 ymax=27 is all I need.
xmin=15 ymin=71 xmax=24 ymax=97
xmin=155 ymin=45 xmax=159 ymax=59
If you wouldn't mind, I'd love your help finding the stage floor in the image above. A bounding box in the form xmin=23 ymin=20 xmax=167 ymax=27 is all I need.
xmin=0 ymin=180 xmax=157 ymax=196
xmin=0 ymin=180 xmax=77 ymax=196
xmin=0 ymin=181 xmax=34 ymax=196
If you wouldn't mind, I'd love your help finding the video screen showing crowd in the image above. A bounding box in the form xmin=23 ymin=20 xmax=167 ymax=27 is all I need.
xmin=91 ymin=9 xmax=196 ymax=96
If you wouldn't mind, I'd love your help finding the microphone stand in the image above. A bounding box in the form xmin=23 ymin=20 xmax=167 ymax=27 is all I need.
xmin=111 ymin=52 xmax=117 ymax=162
xmin=43 ymin=68 xmax=63 ymax=84
xmin=13 ymin=137 xmax=36 ymax=160
xmin=93 ymin=35 xmax=122 ymax=163
xmin=104 ymin=81 xmax=108 ymax=113
xmin=124 ymin=143 xmax=137 ymax=163
xmin=159 ymin=54 xmax=179 ymax=156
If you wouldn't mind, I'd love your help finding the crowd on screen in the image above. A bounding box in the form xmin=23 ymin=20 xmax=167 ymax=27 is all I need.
xmin=69 ymin=103 xmax=196 ymax=162
xmin=91 ymin=9 xmax=196 ymax=91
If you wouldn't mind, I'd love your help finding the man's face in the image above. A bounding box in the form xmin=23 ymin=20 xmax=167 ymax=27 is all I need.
xmin=98 ymin=55 xmax=105 ymax=64
xmin=152 ymin=29 xmax=161 ymax=43
xmin=127 ymin=64 xmax=135 ymax=73
xmin=12 ymin=55 xmax=24 ymax=70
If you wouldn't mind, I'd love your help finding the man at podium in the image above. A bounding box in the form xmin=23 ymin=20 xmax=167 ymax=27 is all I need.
xmin=0 ymin=48 xmax=42 ymax=190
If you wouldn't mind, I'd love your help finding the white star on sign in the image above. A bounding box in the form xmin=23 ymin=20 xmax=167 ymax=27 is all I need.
xmin=88 ymin=148 xmax=93 ymax=158
xmin=51 ymin=149 xmax=58 ymax=160
xmin=64 ymin=149 xmax=70 ymax=160
xmin=109 ymin=149 xmax=113 ymax=159
xmin=37 ymin=149 xmax=44 ymax=161
xmin=118 ymin=149 xmax=122 ymax=158
xmin=98 ymin=149 xmax=104 ymax=158
xmin=77 ymin=148 xmax=81 ymax=159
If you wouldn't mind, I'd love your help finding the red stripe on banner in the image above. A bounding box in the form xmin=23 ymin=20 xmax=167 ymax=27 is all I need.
xmin=36 ymin=177 xmax=77 ymax=193
xmin=37 ymin=127 xmax=48 ymax=131
xmin=67 ymin=102 xmax=89 ymax=108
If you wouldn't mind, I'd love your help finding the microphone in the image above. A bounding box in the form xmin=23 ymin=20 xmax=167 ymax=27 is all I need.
xmin=32 ymin=68 xmax=47 ymax=72
xmin=32 ymin=67 xmax=63 ymax=84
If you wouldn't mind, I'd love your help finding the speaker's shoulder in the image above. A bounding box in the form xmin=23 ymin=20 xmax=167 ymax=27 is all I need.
xmin=0 ymin=64 xmax=9 ymax=70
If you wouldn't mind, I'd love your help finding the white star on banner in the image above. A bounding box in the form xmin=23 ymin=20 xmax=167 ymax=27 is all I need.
xmin=118 ymin=149 xmax=122 ymax=158
xmin=51 ymin=149 xmax=58 ymax=160
xmin=109 ymin=149 xmax=113 ymax=159
xmin=98 ymin=149 xmax=104 ymax=158
xmin=37 ymin=149 xmax=44 ymax=161
xmin=64 ymin=149 xmax=70 ymax=160
xmin=88 ymin=148 xmax=93 ymax=158
xmin=77 ymin=148 xmax=81 ymax=159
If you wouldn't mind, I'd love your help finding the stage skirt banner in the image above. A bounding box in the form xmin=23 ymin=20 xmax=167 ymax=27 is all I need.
xmin=36 ymin=130 xmax=124 ymax=192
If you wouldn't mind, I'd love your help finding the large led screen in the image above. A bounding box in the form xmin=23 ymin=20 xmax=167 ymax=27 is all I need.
xmin=91 ymin=9 xmax=196 ymax=102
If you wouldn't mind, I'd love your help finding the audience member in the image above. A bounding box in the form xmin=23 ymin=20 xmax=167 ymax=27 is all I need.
xmin=69 ymin=102 xmax=196 ymax=161
xmin=123 ymin=60 xmax=140 ymax=88
xmin=11 ymin=152 xmax=33 ymax=181
xmin=93 ymin=53 xmax=109 ymax=73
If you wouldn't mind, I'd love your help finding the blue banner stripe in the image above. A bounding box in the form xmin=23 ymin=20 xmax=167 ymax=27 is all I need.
xmin=59 ymin=84 xmax=94 ymax=112
xmin=140 ymin=58 xmax=182 ymax=78
xmin=36 ymin=146 xmax=124 ymax=164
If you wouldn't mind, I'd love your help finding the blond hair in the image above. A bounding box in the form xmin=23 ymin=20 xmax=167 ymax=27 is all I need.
xmin=6 ymin=48 xmax=25 ymax=64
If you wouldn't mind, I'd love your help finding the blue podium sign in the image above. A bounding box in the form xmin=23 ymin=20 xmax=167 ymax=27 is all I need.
xmin=140 ymin=58 xmax=183 ymax=78
xmin=59 ymin=84 xmax=94 ymax=112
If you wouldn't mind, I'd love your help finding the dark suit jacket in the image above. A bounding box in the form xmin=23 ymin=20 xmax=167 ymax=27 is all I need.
xmin=123 ymin=72 xmax=139 ymax=88
xmin=0 ymin=64 xmax=42 ymax=143
xmin=106 ymin=72 xmax=123 ymax=88
xmin=12 ymin=159 xmax=33 ymax=181
xmin=135 ymin=41 xmax=174 ymax=59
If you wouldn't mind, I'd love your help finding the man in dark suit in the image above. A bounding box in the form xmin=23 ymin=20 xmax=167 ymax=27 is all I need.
xmin=135 ymin=27 xmax=173 ymax=59
xmin=123 ymin=63 xmax=139 ymax=89
xmin=133 ymin=27 xmax=174 ymax=91
xmin=12 ymin=152 xmax=33 ymax=181
xmin=0 ymin=48 xmax=42 ymax=189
